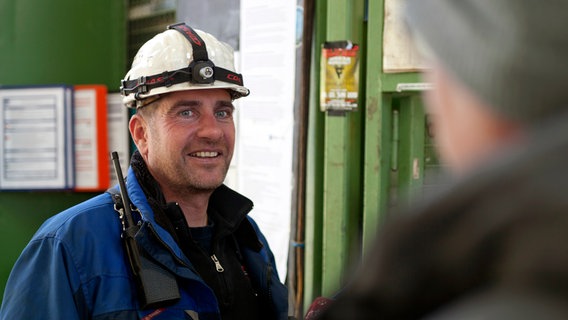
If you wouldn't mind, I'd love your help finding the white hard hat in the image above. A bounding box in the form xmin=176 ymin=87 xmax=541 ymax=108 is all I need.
xmin=120 ymin=23 xmax=250 ymax=108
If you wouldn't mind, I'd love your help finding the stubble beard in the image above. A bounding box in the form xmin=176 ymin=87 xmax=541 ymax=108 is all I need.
xmin=172 ymin=158 xmax=231 ymax=195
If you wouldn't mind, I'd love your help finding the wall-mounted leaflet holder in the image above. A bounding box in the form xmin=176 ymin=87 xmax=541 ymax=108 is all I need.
xmin=0 ymin=85 xmax=75 ymax=190
xmin=320 ymin=40 xmax=360 ymax=114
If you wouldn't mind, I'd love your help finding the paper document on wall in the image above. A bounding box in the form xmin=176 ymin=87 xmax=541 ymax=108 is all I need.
xmin=0 ymin=85 xmax=74 ymax=190
xmin=107 ymin=93 xmax=130 ymax=187
xmin=383 ymin=0 xmax=427 ymax=73
xmin=239 ymin=0 xmax=296 ymax=281
xmin=73 ymin=85 xmax=110 ymax=192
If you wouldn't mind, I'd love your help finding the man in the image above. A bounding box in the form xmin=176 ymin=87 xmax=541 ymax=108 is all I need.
xmin=0 ymin=23 xmax=288 ymax=319
xmin=317 ymin=0 xmax=568 ymax=319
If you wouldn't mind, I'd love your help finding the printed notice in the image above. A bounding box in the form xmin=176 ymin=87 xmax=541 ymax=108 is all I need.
xmin=74 ymin=85 xmax=110 ymax=192
xmin=239 ymin=0 xmax=296 ymax=280
xmin=106 ymin=93 xmax=130 ymax=187
xmin=320 ymin=40 xmax=360 ymax=111
xmin=0 ymin=86 xmax=74 ymax=190
xmin=383 ymin=0 xmax=427 ymax=72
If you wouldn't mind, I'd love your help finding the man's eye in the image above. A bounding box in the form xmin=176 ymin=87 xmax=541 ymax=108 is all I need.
xmin=215 ymin=110 xmax=232 ymax=118
xmin=180 ymin=110 xmax=194 ymax=117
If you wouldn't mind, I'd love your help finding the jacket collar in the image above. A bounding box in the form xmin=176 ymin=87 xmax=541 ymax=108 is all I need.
xmin=130 ymin=151 xmax=262 ymax=251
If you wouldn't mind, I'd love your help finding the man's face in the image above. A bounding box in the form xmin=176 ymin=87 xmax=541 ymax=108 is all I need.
xmin=421 ymin=62 xmax=522 ymax=175
xmin=132 ymin=89 xmax=235 ymax=194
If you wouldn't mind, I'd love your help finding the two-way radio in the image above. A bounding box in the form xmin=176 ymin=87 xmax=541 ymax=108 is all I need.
xmin=110 ymin=151 xmax=180 ymax=309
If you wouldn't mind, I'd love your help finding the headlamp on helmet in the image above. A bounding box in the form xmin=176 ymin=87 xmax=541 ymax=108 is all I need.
xmin=120 ymin=22 xmax=250 ymax=108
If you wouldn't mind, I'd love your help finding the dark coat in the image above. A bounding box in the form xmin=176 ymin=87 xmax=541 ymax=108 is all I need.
xmin=319 ymin=113 xmax=568 ymax=319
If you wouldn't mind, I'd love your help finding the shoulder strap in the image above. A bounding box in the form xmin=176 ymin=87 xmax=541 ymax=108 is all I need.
xmin=107 ymin=186 xmax=124 ymax=208
xmin=106 ymin=186 xmax=181 ymax=309
xmin=107 ymin=186 xmax=139 ymax=217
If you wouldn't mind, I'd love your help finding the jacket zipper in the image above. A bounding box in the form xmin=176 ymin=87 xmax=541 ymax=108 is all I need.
xmin=210 ymin=244 xmax=231 ymax=305
xmin=210 ymin=254 xmax=225 ymax=272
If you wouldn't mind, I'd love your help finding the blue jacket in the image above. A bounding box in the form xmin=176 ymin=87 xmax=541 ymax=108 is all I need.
xmin=0 ymin=167 xmax=288 ymax=319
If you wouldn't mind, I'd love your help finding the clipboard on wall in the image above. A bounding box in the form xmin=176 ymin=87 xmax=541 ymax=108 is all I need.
xmin=0 ymin=85 xmax=75 ymax=190
xmin=73 ymin=85 xmax=110 ymax=192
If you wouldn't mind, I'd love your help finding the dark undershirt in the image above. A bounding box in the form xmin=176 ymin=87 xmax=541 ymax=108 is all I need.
xmin=185 ymin=219 xmax=261 ymax=320
xmin=189 ymin=223 xmax=214 ymax=254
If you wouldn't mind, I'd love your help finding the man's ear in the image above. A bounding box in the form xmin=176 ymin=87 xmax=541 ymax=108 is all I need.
xmin=129 ymin=114 xmax=149 ymax=157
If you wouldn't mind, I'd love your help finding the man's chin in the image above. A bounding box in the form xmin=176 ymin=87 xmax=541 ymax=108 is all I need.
xmin=186 ymin=178 xmax=226 ymax=193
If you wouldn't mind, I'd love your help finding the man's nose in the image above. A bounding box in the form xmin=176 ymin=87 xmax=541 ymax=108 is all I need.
xmin=196 ymin=113 xmax=223 ymax=140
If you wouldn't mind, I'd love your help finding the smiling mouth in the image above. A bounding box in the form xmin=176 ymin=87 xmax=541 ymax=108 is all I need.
xmin=189 ymin=151 xmax=220 ymax=158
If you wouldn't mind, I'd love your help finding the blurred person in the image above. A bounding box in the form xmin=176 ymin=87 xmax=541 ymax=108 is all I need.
xmin=0 ymin=23 xmax=288 ymax=320
xmin=316 ymin=0 xmax=568 ymax=319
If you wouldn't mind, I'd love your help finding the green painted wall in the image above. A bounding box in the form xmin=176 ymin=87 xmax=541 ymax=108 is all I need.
xmin=0 ymin=0 xmax=126 ymax=88
xmin=0 ymin=0 xmax=126 ymax=303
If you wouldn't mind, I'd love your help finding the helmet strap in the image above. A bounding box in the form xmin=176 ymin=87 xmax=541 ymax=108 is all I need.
xmin=167 ymin=23 xmax=209 ymax=62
